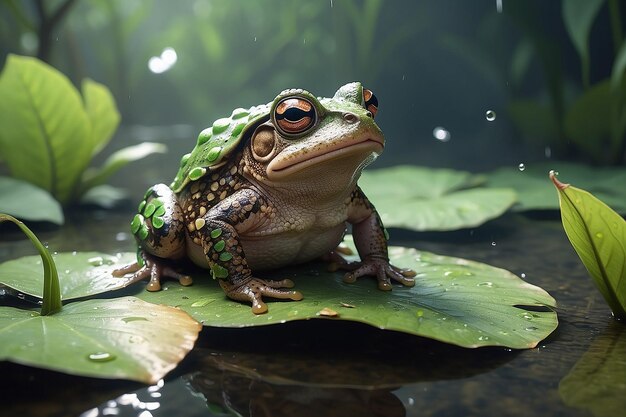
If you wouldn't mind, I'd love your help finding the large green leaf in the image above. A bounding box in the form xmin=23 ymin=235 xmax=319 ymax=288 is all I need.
xmin=134 ymin=244 xmax=557 ymax=349
xmin=0 ymin=54 xmax=92 ymax=204
xmin=562 ymin=0 xmax=605 ymax=88
xmin=486 ymin=161 xmax=626 ymax=213
xmin=359 ymin=166 xmax=516 ymax=231
xmin=0 ymin=252 xmax=138 ymax=301
xmin=82 ymin=78 xmax=121 ymax=156
xmin=0 ymin=297 xmax=201 ymax=384
xmin=0 ymin=177 xmax=64 ymax=224
xmin=559 ymin=324 xmax=626 ymax=417
xmin=551 ymin=172 xmax=626 ymax=319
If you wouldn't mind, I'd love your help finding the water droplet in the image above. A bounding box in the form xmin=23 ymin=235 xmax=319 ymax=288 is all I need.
xmin=491 ymin=241 xmax=497 ymax=246
xmin=520 ymin=273 xmax=526 ymax=278
xmin=519 ymin=312 xmax=534 ymax=321
xmin=485 ymin=110 xmax=496 ymax=121
xmin=88 ymin=256 xmax=104 ymax=266
xmin=88 ymin=352 xmax=116 ymax=362
xmin=525 ymin=326 xmax=538 ymax=331
xmin=545 ymin=146 xmax=552 ymax=158
xmin=115 ymin=232 xmax=129 ymax=242
xmin=595 ymin=232 xmax=604 ymax=239
xmin=549 ymin=169 xmax=559 ymax=176
xmin=518 ymin=163 xmax=526 ymax=171
xmin=478 ymin=336 xmax=489 ymax=341
xmin=432 ymin=126 xmax=451 ymax=142
xmin=477 ymin=282 xmax=493 ymax=288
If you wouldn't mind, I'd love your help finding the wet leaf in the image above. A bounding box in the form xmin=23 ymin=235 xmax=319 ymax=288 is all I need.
xmin=486 ymin=162 xmax=626 ymax=213
xmin=133 ymin=243 xmax=557 ymax=349
xmin=0 ymin=177 xmax=64 ymax=224
xmin=551 ymin=172 xmax=626 ymax=319
xmin=559 ymin=324 xmax=626 ymax=417
xmin=0 ymin=297 xmax=201 ymax=384
xmin=360 ymin=166 xmax=516 ymax=231
xmin=0 ymin=252 xmax=138 ymax=301
xmin=82 ymin=78 xmax=121 ymax=156
xmin=0 ymin=54 xmax=92 ymax=204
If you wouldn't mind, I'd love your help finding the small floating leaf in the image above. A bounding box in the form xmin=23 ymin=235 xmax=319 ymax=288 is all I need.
xmin=550 ymin=172 xmax=626 ymax=319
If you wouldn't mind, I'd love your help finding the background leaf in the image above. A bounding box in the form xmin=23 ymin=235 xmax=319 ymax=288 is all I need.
xmin=0 ymin=252 xmax=139 ymax=301
xmin=0 ymin=177 xmax=64 ymax=224
xmin=562 ymin=0 xmax=605 ymax=88
xmin=82 ymin=78 xmax=121 ymax=156
xmin=0 ymin=54 xmax=92 ymax=204
xmin=487 ymin=161 xmax=626 ymax=213
xmin=360 ymin=166 xmax=516 ymax=231
xmin=134 ymin=245 xmax=557 ymax=350
xmin=551 ymin=174 xmax=626 ymax=319
xmin=0 ymin=297 xmax=201 ymax=383
xmin=79 ymin=142 xmax=167 ymax=195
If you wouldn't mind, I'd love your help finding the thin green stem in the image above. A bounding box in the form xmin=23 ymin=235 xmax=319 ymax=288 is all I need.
xmin=0 ymin=214 xmax=62 ymax=315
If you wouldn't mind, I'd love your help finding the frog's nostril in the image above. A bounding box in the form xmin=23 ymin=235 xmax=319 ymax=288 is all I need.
xmin=343 ymin=113 xmax=358 ymax=124
xmin=365 ymin=111 xmax=373 ymax=118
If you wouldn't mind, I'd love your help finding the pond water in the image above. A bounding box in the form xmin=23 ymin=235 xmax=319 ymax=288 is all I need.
xmin=1 ymin=209 xmax=624 ymax=417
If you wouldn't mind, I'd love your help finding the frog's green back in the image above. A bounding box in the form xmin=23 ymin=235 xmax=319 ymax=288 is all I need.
xmin=170 ymin=103 xmax=271 ymax=192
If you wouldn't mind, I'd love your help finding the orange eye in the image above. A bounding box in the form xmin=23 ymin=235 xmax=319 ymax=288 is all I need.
xmin=274 ymin=97 xmax=316 ymax=136
xmin=363 ymin=88 xmax=378 ymax=118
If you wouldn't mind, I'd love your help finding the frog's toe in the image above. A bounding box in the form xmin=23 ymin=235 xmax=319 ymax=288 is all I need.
xmin=112 ymin=254 xmax=193 ymax=292
xmin=220 ymin=278 xmax=303 ymax=314
xmin=342 ymin=256 xmax=416 ymax=289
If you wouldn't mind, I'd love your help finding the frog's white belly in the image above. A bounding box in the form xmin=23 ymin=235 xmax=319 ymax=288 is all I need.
xmin=186 ymin=223 xmax=346 ymax=271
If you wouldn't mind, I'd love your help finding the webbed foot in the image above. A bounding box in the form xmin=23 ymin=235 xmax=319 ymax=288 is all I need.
xmin=112 ymin=253 xmax=193 ymax=291
xmin=219 ymin=278 xmax=303 ymax=314
xmin=337 ymin=254 xmax=416 ymax=290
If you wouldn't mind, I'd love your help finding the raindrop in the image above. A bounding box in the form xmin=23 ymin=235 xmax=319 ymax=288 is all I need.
xmin=595 ymin=232 xmax=604 ymax=239
xmin=525 ymin=326 xmax=539 ymax=331
xmin=478 ymin=335 xmax=490 ymax=341
xmin=518 ymin=163 xmax=526 ymax=171
xmin=549 ymin=169 xmax=559 ymax=176
xmin=520 ymin=273 xmax=526 ymax=278
xmin=519 ymin=312 xmax=534 ymax=321
xmin=496 ymin=0 xmax=503 ymax=13
xmin=477 ymin=282 xmax=494 ymax=288
xmin=491 ymin=241 xmax=496 ymax=246
xmin=408 ymin=397 xmax=415 ymax=406
xmin=545 ymin=146 xmax=552 ymax=158
xmin=485 ymin=110 xmax=496 ymax=121
xmin=115 ymin=232 xmax=129 ymax=242
xmin=88 ymin=352 xmax=116 ymax=362
xmin=88 ymin=256 xmax=104 ymax=266
xmin=432 ymin=126 xmax=451 ymax=142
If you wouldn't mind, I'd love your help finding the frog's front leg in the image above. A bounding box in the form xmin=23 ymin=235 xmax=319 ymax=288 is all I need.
xmin=112 ymin=184 xmax=192 ymax=290
xmin=344 ymin=187 xmax=416 ymax=290
xmin=196 ymin=189 xmax=303 ymax=314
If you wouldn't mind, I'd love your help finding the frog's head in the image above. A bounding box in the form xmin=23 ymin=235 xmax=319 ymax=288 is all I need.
xmin=243 ymin=82 xmax=383 ymax=193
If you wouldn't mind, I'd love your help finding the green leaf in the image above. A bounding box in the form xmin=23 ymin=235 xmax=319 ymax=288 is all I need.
xmin=0 ymin=297 xmax=201 ymax=383
xmin=79 ymin=142 xmax=167 ymax=195
xmin=562 ymin=0 xmax=605 ymax=88
xmin=559 ymin=324 xmax=626 ymax=417
xmin=486 ymin=162 xmax=626 ymax=214
xmin=0 ymin=177 xmax=64 ymax=224
xmin=134 ymin=244 xmax=557 ymax=349
xmin=0 ymin=214 xmax=61 ymax=315
xmin=79 ymin=185 xmax=129 ymax=209
xmin=359 ymin=166 xmax=516 ymax=231
xmin=564 ymin=80 xmax=612 ymax=160
xmin=82 ymin=78 xmax=121 ymax=156
xmin=550 ymin=172 xmax=626 ymax=319
xmin=0 ymin=252 xmax=138 ymax=301
xmin=0 ymin=54 xmax=92 ymax=204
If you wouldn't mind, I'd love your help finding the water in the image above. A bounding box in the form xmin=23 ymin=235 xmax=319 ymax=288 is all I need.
xmin=1 ymin=210 xmax=624 ymax=417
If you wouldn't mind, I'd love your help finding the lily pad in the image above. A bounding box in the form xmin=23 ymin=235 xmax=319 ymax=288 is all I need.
xmin=360 ymin=166 xmax=516 ymax=231
xmin=0 ymin=252 xmax=138 ymax=301
xmin=0 ymin=297 xmax=201 ymax=384
xmin=134 ymin=245 xmax=557 ymax=349
xmin=486 ymin=161 xmax=626 ymax=213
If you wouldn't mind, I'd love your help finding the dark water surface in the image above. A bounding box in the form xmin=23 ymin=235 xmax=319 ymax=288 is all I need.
xmin=1 ymin=210 xmax=624 ymax=417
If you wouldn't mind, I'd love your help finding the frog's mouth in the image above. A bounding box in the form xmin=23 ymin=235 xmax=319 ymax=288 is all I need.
xmin=267 ymin=136 xmax=384 ymax=179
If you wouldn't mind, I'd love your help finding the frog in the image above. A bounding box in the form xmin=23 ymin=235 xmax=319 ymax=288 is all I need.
xmin=113 ymin=82 xmax=416 ymax=314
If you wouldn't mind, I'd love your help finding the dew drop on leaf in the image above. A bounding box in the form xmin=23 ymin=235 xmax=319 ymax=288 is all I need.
xmin=88 ymin=352 xmax=116 ymax=362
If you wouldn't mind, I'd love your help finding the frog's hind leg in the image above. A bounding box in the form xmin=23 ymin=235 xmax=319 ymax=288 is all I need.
xmin=112 ymin=184 xmax=192 ymax=291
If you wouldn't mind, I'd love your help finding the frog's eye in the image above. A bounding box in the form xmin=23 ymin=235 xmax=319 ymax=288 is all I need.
xmin=274 ymin=97 xmax=317 ymax=136
xmin=363 ymin=88 xmax=378 ymax=118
